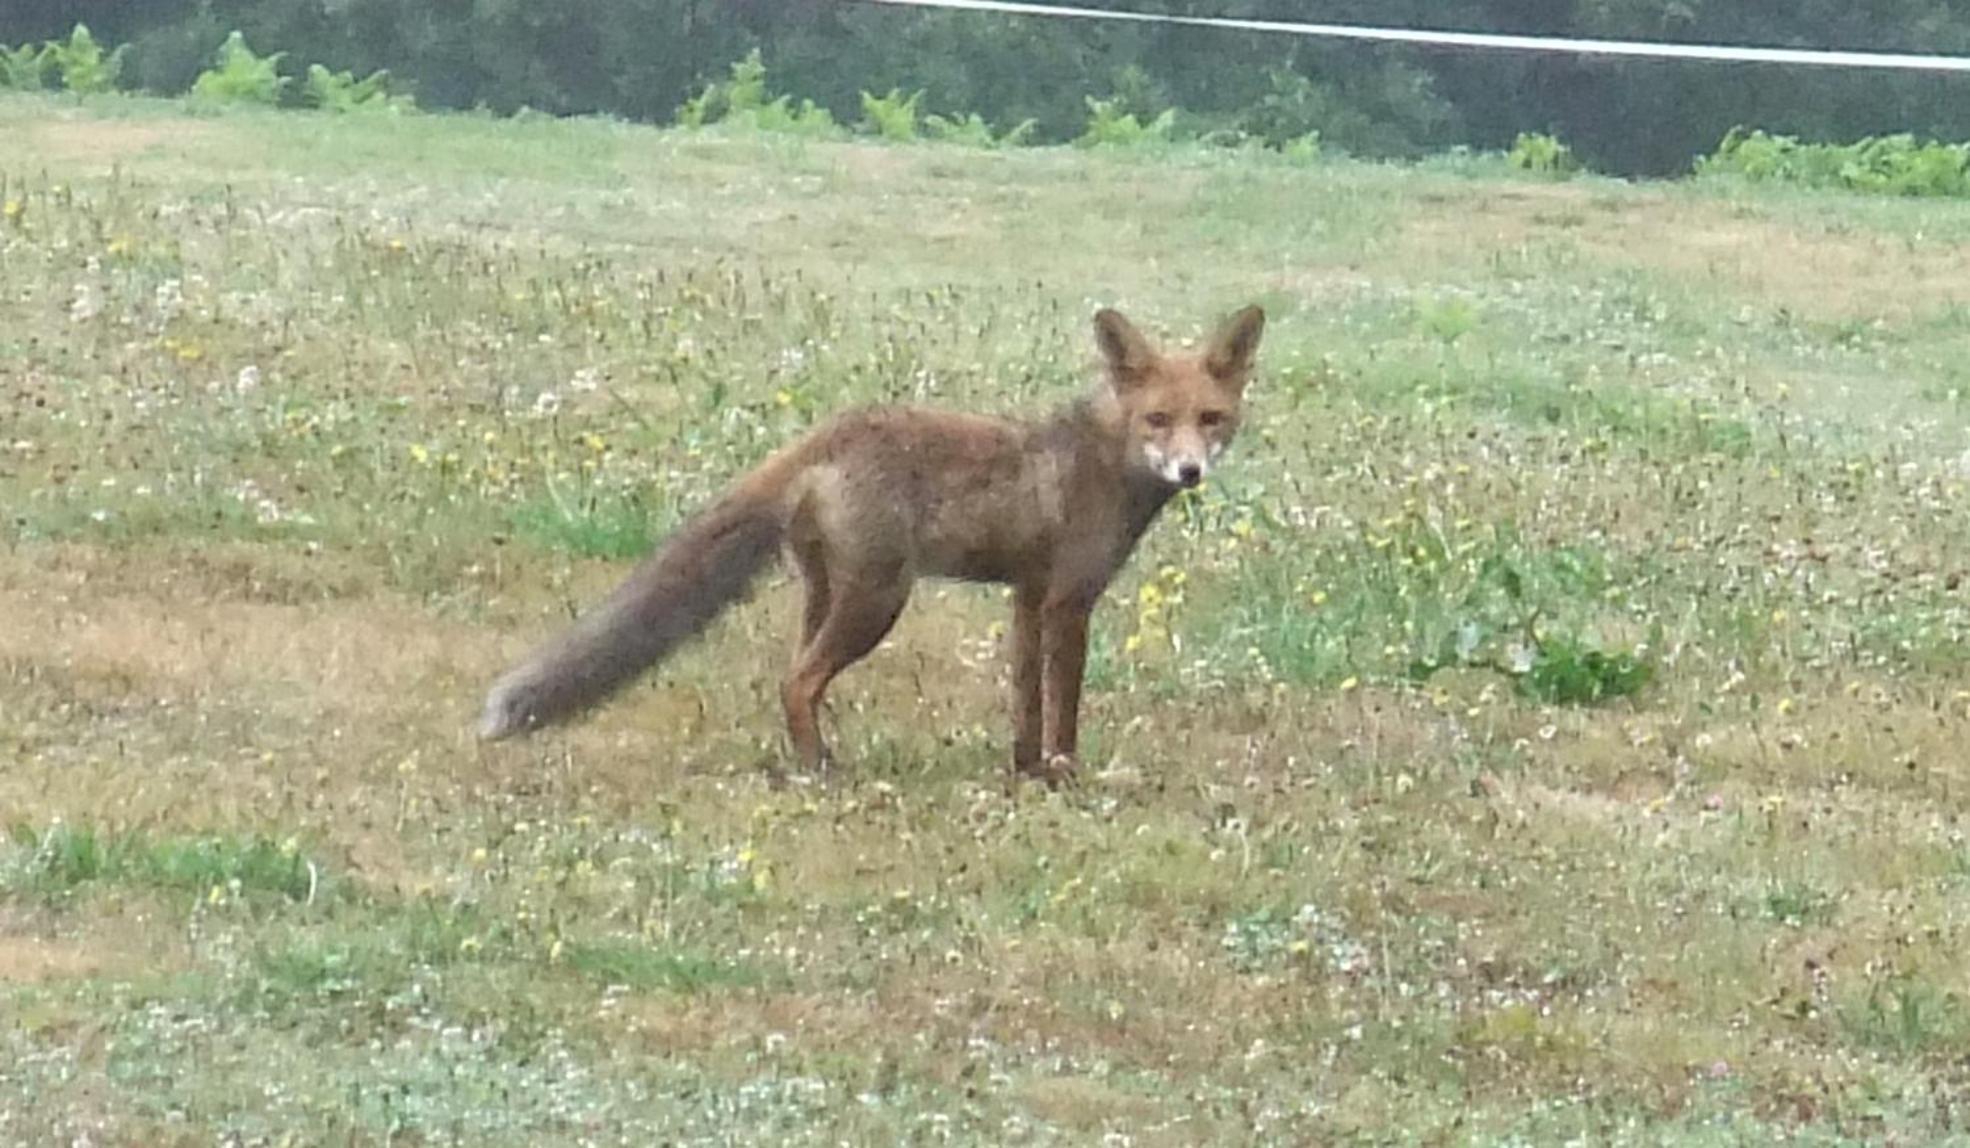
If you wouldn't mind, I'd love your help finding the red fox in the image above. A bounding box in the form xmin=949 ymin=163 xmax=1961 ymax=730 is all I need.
xmin=478 ymin=305 xmax=1266 ymax=783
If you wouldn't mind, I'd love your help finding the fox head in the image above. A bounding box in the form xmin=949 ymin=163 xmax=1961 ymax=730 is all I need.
xmin=1094 ymin=304 xmax=1266 ymax=489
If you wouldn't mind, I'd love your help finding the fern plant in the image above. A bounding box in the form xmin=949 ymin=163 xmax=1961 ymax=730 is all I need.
xmin=304 ymin=64 xmax=412 ymax=114
xmin=1279 ymin=131 xmax=1322 ymax=163
xmin=1078 ymin=96 xmax=1177 ymax=149
xmin=677 ymin=50 xmax=841 ymax=139
xmin=998 ymin=118 xmax=1037 ymax=148
xmin=678 ymin=48 xmax=770 ymax=127
xmin=1700 ymin=128 xmax=1970 ymax=198
xmin=923 ymin=111 xmax=1034 ymax=149
xmin=923 ymin=111 xmax=992 ymax=147
xmin=722 ymin=48 xmax=771 ymax=118
xmin=1507 ymin=132 xmax=1580 ymax=178
xmin=675 ymin=80 xmax=718 ymax=127
xmin=192 ymin=32 xmax=288 ymax=107
xmin=44 ymin=25 xmax=125 ymax=94
xmin=1 ymin=43 xmax=50 ymax=91
xmin=751 ymin=98 xmax=840 ymax=137
xmin=860 ymin=88 xmax=923 ymax=142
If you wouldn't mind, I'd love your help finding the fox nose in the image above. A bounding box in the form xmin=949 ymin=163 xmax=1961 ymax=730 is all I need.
xmin=1177 ymin=462 xmax=1203 ymax=487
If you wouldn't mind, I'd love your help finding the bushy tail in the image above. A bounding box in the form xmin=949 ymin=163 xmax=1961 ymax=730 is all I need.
xmin=477 ymin=468 xmax=789 ymax=740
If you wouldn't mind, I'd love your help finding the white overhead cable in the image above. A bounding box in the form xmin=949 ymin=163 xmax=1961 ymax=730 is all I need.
xmin=852 ymin=0 xmax=1970 ymax=73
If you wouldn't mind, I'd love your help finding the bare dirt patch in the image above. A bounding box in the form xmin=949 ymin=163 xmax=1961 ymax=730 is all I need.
xmin=0 ymin=936 xmax=108 ymax=983
xmin=1395 ymin=183 xmax=1970 ymax=321
xmin=25 ymin=118 xmax=219 ymax=173
xmin=0 ymin=908 xmax=181 ymax=985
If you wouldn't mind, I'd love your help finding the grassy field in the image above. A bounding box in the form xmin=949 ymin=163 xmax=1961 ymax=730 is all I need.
xmin=9 ymin=94 xmax=1970 ymax=1144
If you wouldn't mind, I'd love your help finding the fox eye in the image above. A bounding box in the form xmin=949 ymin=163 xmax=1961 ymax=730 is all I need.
xmin=1198 ymin=410 xmax=1227 ymax=429
xmin=1144 ymin=411 xmax=1173 ymax=430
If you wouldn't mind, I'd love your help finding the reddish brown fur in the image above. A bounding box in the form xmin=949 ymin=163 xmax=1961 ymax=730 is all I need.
xmin=479 ymin=305 xmax=1265 ymax=783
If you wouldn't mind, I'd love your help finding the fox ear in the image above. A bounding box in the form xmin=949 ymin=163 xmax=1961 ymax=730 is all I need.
xmin=1094 ymin=308 xmax=1157 ymax=388
xmin=1204 ymin=305 xmax=1266 ymax=387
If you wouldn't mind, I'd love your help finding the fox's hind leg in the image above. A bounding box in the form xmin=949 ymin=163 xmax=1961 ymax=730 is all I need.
xmin=788 ymin=523 xmax=832 ymax=651
xmin=781 ymin=558 xmax=910 ymax=774
xmin=773 ymin=528 xmax=835 ymax=784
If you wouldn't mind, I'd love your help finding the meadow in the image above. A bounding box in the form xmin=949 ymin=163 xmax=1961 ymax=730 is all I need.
xmin=8 ymin=94 xmax=1970 ymax=1144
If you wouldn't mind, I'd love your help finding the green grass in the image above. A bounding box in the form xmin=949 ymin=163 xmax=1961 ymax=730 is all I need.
xmin=2 ymin=824 xmax=320 ymax=905
xmin=10 ymin=91 xmax=1970 ymax=1143
xmin=509 ymin=488 xmax=667 ymax=560
xmin=560 ymin=939 xmax=766 ymax=992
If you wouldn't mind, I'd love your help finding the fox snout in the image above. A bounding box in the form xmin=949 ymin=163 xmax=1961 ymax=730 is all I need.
xmin=1143 ymin=441 xmax=1209 ymax=488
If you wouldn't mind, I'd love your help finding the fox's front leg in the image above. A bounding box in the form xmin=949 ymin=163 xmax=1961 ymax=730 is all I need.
xmin=1010 ymin=585 xmax=1045 ymax=775
xmin=1038 ymin=597 xmax=1092 ymax=784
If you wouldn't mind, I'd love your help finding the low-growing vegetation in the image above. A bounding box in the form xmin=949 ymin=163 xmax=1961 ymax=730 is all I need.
xmin=1699 ymin=126 xmax=1970 ymax=197
xmin=16 ymin=23 xmax=125 ymax=94
xmin=859 ymin=87 xmax=924 ymax=143
xmin=18 ymin=0 xmax=1970 ymax=179
xmin=1507 ymin=130 xmax=1580 ymax=178
xmin=1078 ymin=95 xmax=1180 ymax=150
xmin=301 ymin=63 xmax=409 ymax=114
xmin=189 ymin=30 xmax=286 ymax=107
xmin=27 ymin=14 xmax=1970 ymax=199
xmin=676 ymin=48 xmax=841 ymax=138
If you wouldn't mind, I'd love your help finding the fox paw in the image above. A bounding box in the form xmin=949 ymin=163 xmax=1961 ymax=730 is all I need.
xmin=1014 ymin=753 xmax=1080 ymax=788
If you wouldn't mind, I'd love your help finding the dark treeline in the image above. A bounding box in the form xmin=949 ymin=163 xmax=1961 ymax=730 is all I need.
xmin=8 ymin=1 xmax=1970 ymax=174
